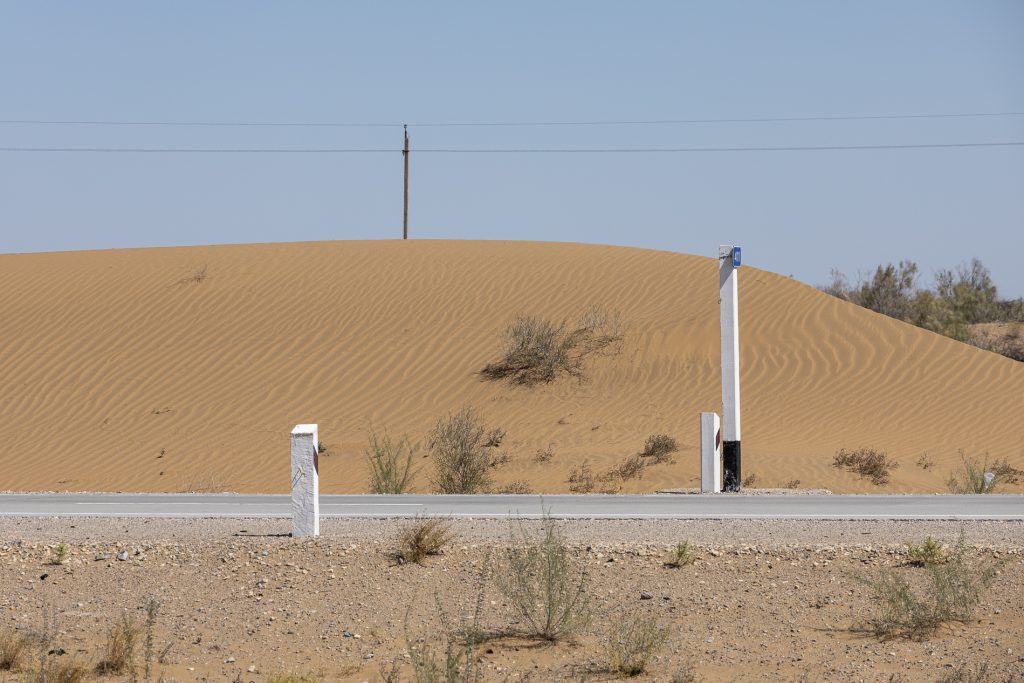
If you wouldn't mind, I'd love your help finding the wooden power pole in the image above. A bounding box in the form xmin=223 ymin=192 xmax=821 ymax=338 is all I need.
xmin=402 ymin=125 xmax=409 ymax=239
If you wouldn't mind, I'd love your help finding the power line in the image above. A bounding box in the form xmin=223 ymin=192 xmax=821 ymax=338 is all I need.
xmin=1 ymin=112 xmax=1023 ymax=128
xmin=0 ymin=141 xmax=1022 ymax=153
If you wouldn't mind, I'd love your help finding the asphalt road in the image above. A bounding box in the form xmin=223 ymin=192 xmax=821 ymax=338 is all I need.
xmin=0 ymin=493 xmax=1021 ymax=519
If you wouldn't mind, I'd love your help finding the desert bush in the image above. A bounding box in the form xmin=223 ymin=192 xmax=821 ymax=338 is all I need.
xmin=947 ymin=452 xmax=1010 ymax=493
xmin=487 ymin=452 xmax=511 ymax=468
xmin=936 ymin=259 xmax=1000 ymax=325
xmin=96 ymin=610 xmax=139 ymax=675
xmin=482 ymin=428 xmax=505 ymax=448
xmin=480 ymin=307 xmax=621 ymax=386
xmin=915 ymin=454 xmax=934 ymax=470
xmin=396 ymin=518 xmax=454 ymax=565
xmin=430 ymin=409 xmax=492 ymax=494
xmin=906 ymin=537 xmax=946 ymax=567
xmin=938 ymin=661 xmax=1018 ymax=683
xmin=500 ymin=515 xmax=590 ymax=641
xmin=833 ymin=448 xmax=899 ymax=485
xmin=497 ymin=480 xmax=532 ymax=494
xmin=0 ymin=629 xmax=27 ymax=670
xmin=48 ymin=542 xmax=69 ymax=566
xmin=785 ymin=479 xmax=801 ymax=489
xmin=143 ymin=594 xmax=160 ymax=682
xmin=534 ymin=446 xmax=554 ymax=463
xmin=858 ymin=533 xmax=1006 ymax=639
xmin=34 ymin=657 xmax=91 ymax=683
xmin=670 ymin=662 xmax=700 ymax=683
xmin=567 ymin=462 xmax=595 ymax=493
xmin=366 ymin=431 xmax=418 ymax=494
xmin=666 ymin=541 xmax=696 ymax=568
xmin=609 ymin=455 xmax=646 ymax=481
xmin=638 ymin=434 xmax=678 ymax=463
xmin=741 ymin=473 xmax=759 ymax=488
xmin=992 ymin=458 xmax=1023 ymax=485
xmin=606 ymin=611 xmax=669 ymax=677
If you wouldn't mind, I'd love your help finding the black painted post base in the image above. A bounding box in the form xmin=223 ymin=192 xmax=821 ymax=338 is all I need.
xmin=723 ymin=440 xmax=742 ymax=492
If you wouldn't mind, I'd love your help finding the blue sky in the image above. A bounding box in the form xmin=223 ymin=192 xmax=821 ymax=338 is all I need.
xmin=2 ymin=2 xmax=1022 ymax=295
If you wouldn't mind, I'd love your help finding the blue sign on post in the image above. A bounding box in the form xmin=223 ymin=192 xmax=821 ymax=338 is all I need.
xmin=732 ymin=246 xmax=742 ymax=268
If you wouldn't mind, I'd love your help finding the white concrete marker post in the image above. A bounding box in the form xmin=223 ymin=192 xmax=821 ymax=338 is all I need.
xmin=700 ymin=412 xmax=722 ymax=493
xmin=719 ymin=245 xmax=742 ymax=491
xmin=291 ymin=424 xmax=320 ymax=537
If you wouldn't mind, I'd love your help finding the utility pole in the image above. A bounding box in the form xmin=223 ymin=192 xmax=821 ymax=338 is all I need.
xmin=402 ymin=125 xmax=409 ymax=239
xmin=719 ymin=245 xmax=742 ymax=491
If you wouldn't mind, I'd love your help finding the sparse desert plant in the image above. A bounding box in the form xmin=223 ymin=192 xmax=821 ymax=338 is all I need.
xmin=48 ymin=541 xmax=70 ymax=566
xmin=534 ymin=446 xmax=554 ymax=463
xmin=670 ymin=662 xmax=700 ymax=683
xmin=741 ymin=473 xmax=759 ymax=488
xmin=906 ymin=537 xmax=946 ymax=567
xmin=606 ymin=611 xmax=669 ymax=677
xmin=406 ymin=556 xmax=490 ymax=683
xmin=480 ymin=307 xmax=622 ymax=386
xmin=143 ymin=594 xmax=160 ymax=682
xmin=430 ymin=408 xmax=492 ymax=494
xmin=317 ymin=440 xmax=328 ymax=455
xmin=666 ymin=541 xmax=696 ymax=568
xmin=266 ymin=673 xmax=321 ymax=683
xmin=34 ymin=657 xmax=91 ymax=683
xmin=833 ymin=448 xmax=899 ymax=485
xmin=785 ymin=479 xmax=801 ymax=489
xmin=947 ymin=452 xmax=1008 ymax=493
xmin=396 ymin=518 xmax=454 ymax=565
xmin=991 ymin=458 xmax=1023 ymax=485
xmin=608 ymin=455 xmax=646 ymax=481
xmin=483 ymin=428 xmax=505 ymax=448
xmin=499 ymin=514 xmax=590 ymax=641
xmin=567 ymin=462 xmax=595 ymax=493
xmin=0 ymin=629 xmax=27 ymax=670
xmin=938 ymin=661 xmax=1017 ymax=683
xmin=498 ymin=480 xmax=532 ymax=494
xmin=96 ymin=610 xmax=139 ymax=676
xmin=638 ymin=434 xmax=678 ymax=463
xmin=857 ymin=532 xmax=1006 ymax=639
xmin=366 ymin=431 xmax=418 ymax=494
xmin=487 ymin=451 xmax=511 ymax=468
xmin=916 ymin=453 xmax=934 ymax=470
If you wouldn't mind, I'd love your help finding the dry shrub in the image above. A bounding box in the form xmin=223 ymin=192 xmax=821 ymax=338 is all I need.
xmin=397 ymin=518 xmax=454 ymax=565
xmin=487 ymin=452 xmax=511 ymax=468
xmin=38 ymin=657 xmax=91 ymax=683
xmin=266 ymin=674 xmax=321 ymax=683
xmin=939 ymin=662 xmax=1019 ymax=683
xmin=567 ymin=462 xmax=595 ymax=493
xmin=366 ymin=431 xmax=418 ymax=494
xmin=906 ymin=537 xmax=946 ymax=567
xmin=606 ymin=611 xmax=669 ymax=677
xmin=96 ymin=610 xmax=139 ymax=675
xmin=858 ymin=532 xmax=1006 ymax=639
xmin=741 ymin=473 xmax=759 ymax=488
xmin=483 ymin=428 xmax=505 ymax=448
xmin=947 ymin=452 xmax=1018 ymax=493
xmin=916 ymin=454 xmax=934 ymax=470
xmin=833 ymin=448 xmax=899 ymax=485
xmin=497 ymin=480 xmax=532 ymax=494
xmin=430 ymin=408 xmax=492 ymax=494
xmin=480 ymin=307 xmax=621 ymax=386
xmin=534 ymin=446 xmax=554 ymax=463
xmin=638 ymin=434 xmax=678 ymax=463
xmin=666 ymin=541 xmax=696 ymax=568
xmin=0 ymin=629 xmax=27 ymax=670
xmin=785 ymin=479 xmax=801 ymax=489
xmin=607 ymin=455 xmax=645 ymax=481
xmin=500 ymin=515 xmax=590 ymax=641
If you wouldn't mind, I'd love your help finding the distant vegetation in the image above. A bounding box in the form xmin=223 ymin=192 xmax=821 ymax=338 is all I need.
xmin=821 ymin=258 xmax=1024 ymax=361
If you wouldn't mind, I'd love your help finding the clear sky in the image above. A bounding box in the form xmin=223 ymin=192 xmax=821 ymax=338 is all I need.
xmin=2 ymin=2 xmax=1023 ymax=295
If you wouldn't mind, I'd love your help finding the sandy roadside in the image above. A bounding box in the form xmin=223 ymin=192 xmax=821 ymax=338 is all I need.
xmin=1 ymin=518 xmax=1022 ymax=682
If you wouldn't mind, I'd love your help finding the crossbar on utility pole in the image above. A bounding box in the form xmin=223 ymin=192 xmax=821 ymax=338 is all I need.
xmin=402 ymin=125 xmax=409 ymax=239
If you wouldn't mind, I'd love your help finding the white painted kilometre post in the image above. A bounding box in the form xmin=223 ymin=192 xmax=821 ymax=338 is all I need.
xmin=700 ymin=412 xmax=722 ymax=493
xmin=719 ymin=245 xmax=742 ymax=491
xmin=291 ymin=424 xmax=319 ymax=537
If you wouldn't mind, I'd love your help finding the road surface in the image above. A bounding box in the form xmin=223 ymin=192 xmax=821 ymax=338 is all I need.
xmin=0 ymin=493 xmax=1021 ymax=519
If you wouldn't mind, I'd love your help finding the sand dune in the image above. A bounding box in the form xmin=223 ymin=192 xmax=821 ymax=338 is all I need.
xmin=0 ymin=240 xmax=1021 ymax=494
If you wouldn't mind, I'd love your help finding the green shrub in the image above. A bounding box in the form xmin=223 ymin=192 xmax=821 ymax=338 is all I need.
xmin=858 ymin=533 xmax=1006 ymax=639
xmin=430 ymin=409 xmax=492 ymax=494
xmin=906 ymin=537 xmax=946 ymax=567
xmin=946 ymin=452 xmax=1015 ymax=493
xmin=606 ymin=611 xmax=669 ymax=677
xmin=666 ymin=541 xmax=696 ymax=568
xmin=499 ymin=515 xmax=590 ymax=641
xmin=366 ymin=431 xmax=418 ymax=494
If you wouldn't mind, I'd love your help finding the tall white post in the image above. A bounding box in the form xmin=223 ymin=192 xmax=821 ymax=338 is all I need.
xmin=291 ymin=424 xmax=319 ymax=537
xmin=700 ymin=412 xmax=722 ymax=493
xmin=719 ymin=245 xmax=742 ymax=491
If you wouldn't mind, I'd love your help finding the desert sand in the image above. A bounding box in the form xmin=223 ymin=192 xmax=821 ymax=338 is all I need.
xmin=1 ymin=240 xmax=1021 ymax=494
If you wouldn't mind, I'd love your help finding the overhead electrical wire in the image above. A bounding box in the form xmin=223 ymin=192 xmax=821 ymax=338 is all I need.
xmin=0 ymin=141 xmax=1022 ymax=154
xmin=0 ymin=111 xmax=1023 ymax=128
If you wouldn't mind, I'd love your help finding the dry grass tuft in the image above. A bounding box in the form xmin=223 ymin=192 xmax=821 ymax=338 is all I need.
xmin=606 ymin=611 xmax=669 ymax=677
xmin=567 ymin=462 xmax=595 ymax=493
xmin=38 ymin=657 xmax=92 ymax=683
xmin=833 ymin=447 xmax=899 ymax=485
xmin=396 ymin=518 xmax=455 ymax=565
xmin=0 ymin=629 xmax=27 ymax=671
xmin=96 ymin=610 xmax=139 ymax=675
xmin=497 ymin=480 xmax=532 ymax=494
xmin=266 ymin=673 xmax=322 ymax=683
xmin=938 ymin=661 xmax=1019 ymax=683
xmin=480 ymin=307 xmax=621 ymax=386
